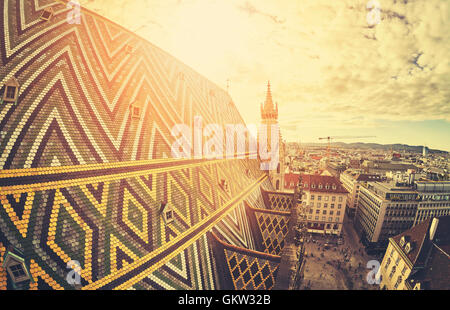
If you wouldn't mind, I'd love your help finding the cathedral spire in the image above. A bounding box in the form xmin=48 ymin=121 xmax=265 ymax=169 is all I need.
xmin=261 ymin=81 xmax=278 ymax=120
xmin=265 ymin=81 xmax=274 ymax=110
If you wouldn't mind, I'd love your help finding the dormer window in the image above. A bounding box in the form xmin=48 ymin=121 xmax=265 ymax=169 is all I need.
xmin=311 ymin=184 xmax=315 ymax=189
xmin=125 ymin=44 xmax=134 ymax=54
xmin=405 ymin=242 xmax=413 ymax=254
xmin=2 ymin=247 xmax=32 ymax=286
xmin=245 ymin=169 xmax=251 ymax=178
xmin=332 ymin=184 xmax=336 ymax=190
xmin=325 ymin=184 xmax=330 ymax=190
xmin=219 ymin=179 xmax=230 ymax=193
xmin=400 ymin=236 xmax=406 ymax=247
xmin=40 ymin=7 xmax=54 ymax=21
xmin=160 ymin=202 xmax=174 ymax=225
xmin=2 ymin=77 xmax=20 ymax=104
xmin=318 ymin=184 xmax=323 ymax=189
xmin=129 ymin=101 xmax=141 ymax=119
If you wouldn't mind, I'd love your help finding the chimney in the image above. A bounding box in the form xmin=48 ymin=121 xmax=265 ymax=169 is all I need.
xmin=429 ymin=218 xmax=439 ymax=241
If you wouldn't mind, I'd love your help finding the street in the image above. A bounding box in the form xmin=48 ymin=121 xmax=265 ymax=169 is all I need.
xmin=297 ymin=214 xmax=379 ymax=290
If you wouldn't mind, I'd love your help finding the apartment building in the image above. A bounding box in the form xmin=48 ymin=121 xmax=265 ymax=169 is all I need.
xmin=415 ymin=180 xmax=450 ymax=224
xmin=340 ymin=169 xmax=384 ymax=218
xmin=300 ymin=175 xmax=348 ymax=235
xmin=355 ymin=181 xmax=419 ymax=248
xmin=355 ymin=179 xmax=450 ymax=249
xmin=377 ymin=216 xmax=450 ymax=290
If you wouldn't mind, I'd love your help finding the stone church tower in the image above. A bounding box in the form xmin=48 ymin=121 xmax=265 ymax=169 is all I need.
xmin=260 ymin=82 xmax=285 ymax=191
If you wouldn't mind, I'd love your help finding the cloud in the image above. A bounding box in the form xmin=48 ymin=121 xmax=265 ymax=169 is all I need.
xmin=237 ymin=1 xmax=286 ymax=24
xmin=79 ymin=0 xmax=450 ymax=148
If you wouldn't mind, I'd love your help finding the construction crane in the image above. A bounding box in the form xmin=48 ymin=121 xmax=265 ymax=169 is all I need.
xmin=318 ymin=135 xmax=376 ymax=160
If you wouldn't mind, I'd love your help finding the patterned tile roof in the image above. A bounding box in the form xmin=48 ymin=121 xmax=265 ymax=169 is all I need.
xmin=0 ymin=0 xmax=285 ymax=290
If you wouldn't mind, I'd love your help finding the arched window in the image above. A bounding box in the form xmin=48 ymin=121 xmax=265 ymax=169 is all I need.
xmin=276 ymin=180 xmax=280 ymax=190
xmin=277 ymin=163 xmax=280 ymax=174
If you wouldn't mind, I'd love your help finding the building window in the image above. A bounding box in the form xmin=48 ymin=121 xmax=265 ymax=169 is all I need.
xmin=315 ymin=216 xmax=319 ymax=220
xmin=318 ymin=196 xmax=321 ymax=201
xmin=318 ymin=184 xmax=323 ymax=189
xmin=394 ymin=276 xmax=402 ymax=289
xmin=160 ymin=202 xmax=174 ymax=225
xmin=311 ymin=195 xmax=315 ymax=200
xmin=317 ymin=203 xmax=321 ymax=208
xmin=332 ymin=196 xmax=336 ymax=202
xmin=405 ymin=242 xmax=413 ymax=254
xmin=324 ymin=203 xmax=328 ymax=208
xmin=130 ymin=101 xmax=141 ymax=119
xmin=245 ymin=169 xmax=251 ymax=178
xmin=316 ymin=210 xmax=320 ymax=214
xmin=6 ymin=86 xmax=16 ymax=99
xmin=389 ymin=266 xmax=396 ymax=279
xmin=338 ymin=204 xmax=342 ymax=209
xmin=339 ymin=197 xmax=343 ymax=202
xmin=325 ymin=196 xmax=329 ymax=201
xmin=323 ymin=210 xmax=327 ymax=215
xmin=276 ymin=180 xmax=280 ymax=190
xmin=219 ymin=179 xmax=230 ymax=194
xmin=2 ymin=77 xmax=20 ymax=104
xmin=330 ymin=211 xmax=334 ymax=215
xmin=385 ymin=257 xmax=391 ymax=269
xmin=125 ymin=44 xmax=134 ymax=54
xmin=9 ymin=263 xmax=26 ymax=279
xmin=335 ymin=217 xmax=339 ymax=222
xmin=331 ymin=203 xmax=335 ymax=208
xmin=40 ymin=7 xmax=54 ymax=21
xmin=3 ymin=248 xmax=32 ymax=285
xmin=328 ymin=217 xmax=332 ymax=221
xmin=337 ymin=211 xmax=341 ymax=216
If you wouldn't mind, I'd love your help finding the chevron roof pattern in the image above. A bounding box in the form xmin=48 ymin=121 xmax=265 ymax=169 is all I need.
xmin=0 ymin=0 xmax=293 ymax=290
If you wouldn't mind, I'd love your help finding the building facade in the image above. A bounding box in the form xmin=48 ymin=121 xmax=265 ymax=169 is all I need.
xmin=355 ymin=182 xmax=419 ymax=248
xmin=414 ymin=180 xmax=450 ymax=224
xmin=285 ymin=174 xmax=348 ymax=235
xmin=355 ymin=179 xmax=450 ymax=249
xmin=340 ymin=169 xmax=384 ymax=218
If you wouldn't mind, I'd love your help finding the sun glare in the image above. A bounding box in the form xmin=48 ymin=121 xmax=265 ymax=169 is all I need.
xmin=163 ymin=1 xmax=249 ymax=77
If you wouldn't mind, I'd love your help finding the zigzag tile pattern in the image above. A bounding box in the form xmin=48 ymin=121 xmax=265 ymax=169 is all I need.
xmin=209 ymin=232 xmax=280 ymax=290
xmin=0 ymin=0 xmax=282 ymax=290
xmin=262 ymin=189 xmax=294 ymax=211
xmin=245 ymin=201 xmax=291 ymax=256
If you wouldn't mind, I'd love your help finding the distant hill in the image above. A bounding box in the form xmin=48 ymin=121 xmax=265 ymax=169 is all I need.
xmin=298 ymin=142 xmax=448 ymax=154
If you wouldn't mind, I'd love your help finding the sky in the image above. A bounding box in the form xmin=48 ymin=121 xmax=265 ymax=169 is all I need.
xmin=79 ymin=0 xmax=450 ymax=151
